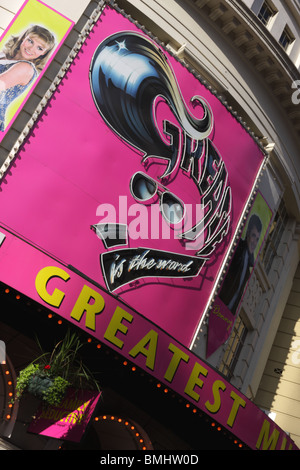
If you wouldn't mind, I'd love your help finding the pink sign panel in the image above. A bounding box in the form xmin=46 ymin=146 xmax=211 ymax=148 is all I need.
xmin=28 ymin=388 xmax=101 ymax=442
xmin=0 ymin=5 xmax=265 ymax=349
xmin=0 ymin=226 xmax=297 ymax=450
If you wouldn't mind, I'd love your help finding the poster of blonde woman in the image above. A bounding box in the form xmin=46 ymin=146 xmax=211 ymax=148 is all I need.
xmin=0 ymin=0 xmax=73 ymax=140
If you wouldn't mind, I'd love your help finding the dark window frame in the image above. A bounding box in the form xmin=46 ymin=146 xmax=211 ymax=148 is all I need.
xmin=279 ymin=26 xmax=295 ymax=51
xmin=258 ymin=1 xmax=276 ymax=26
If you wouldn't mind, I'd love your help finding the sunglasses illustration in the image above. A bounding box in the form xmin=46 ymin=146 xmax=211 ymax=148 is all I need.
xmin=130 ymin=172 xmax=185 ymax=225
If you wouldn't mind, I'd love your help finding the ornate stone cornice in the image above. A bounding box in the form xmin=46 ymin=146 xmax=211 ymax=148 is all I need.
xmin=188 ymin=0 xmax=300 ymax=137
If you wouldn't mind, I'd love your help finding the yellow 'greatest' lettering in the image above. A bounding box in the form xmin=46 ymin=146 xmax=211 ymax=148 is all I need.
xmin=205 ymin=380 xmax=226 ymax=414
xmin=35 ymin=266 xmax=70 ymax=307
xmin=104 ymin=306 xmax=133 ymax=349
xmin=184 ymin=362 xmax=208 ymax=401
xmin=129 ymin=330 xmax=158 ymax=370
xmin=70 ymin=284 xmax=106 ymax=331
xmin=164 ymin=343 xmax=190 ymax=383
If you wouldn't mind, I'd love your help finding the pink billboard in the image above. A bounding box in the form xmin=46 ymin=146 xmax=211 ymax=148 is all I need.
xmin=0 ymin=5 xmax=265 ymax=349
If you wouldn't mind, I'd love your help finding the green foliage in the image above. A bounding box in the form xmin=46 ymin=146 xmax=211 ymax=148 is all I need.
xmin=14 ymin=329 xmax=100 ymax=407
xmin=42 ymin=376 xmax=70 ymax=407
xmin=27 ymin=372 xmax=53 ymax=396
xmin=15 ymin=363 xmax=39 ymax=400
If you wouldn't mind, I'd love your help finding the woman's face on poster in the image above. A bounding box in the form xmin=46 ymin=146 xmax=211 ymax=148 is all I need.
xmin=246 ymin=225 xmax=261 ymax=254
xmin=18 ymin=34 xmax=49 ymax=61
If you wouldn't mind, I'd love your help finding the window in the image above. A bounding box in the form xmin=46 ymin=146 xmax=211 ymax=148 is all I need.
xmin=260 ymin=199 xmax=288 ymax=274
xmin=279 ymin=27 xmax=294 ymax=51
xmin=258 ymin=2 xmax=275 ymax=26
xmin=218 ymin=316 xmax=248 ymax=380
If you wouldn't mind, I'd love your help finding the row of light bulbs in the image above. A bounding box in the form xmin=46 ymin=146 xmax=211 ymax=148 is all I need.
xmin=2 ymin=366 xmax=14 ymax=422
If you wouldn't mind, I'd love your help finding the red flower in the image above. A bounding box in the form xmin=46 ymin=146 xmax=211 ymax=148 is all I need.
xmin=44 ymin=365 xmax=51 ymax=370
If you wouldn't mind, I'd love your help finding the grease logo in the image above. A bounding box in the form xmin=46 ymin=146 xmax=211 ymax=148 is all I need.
xmin=89 ymin=31 xmax=231 ymax=292
xmin=0 ymin=340 xmax=6 ymax=364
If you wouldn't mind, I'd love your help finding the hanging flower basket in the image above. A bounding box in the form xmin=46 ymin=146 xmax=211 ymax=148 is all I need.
xmin=14 ymin=330 xmax=100 ymax=407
